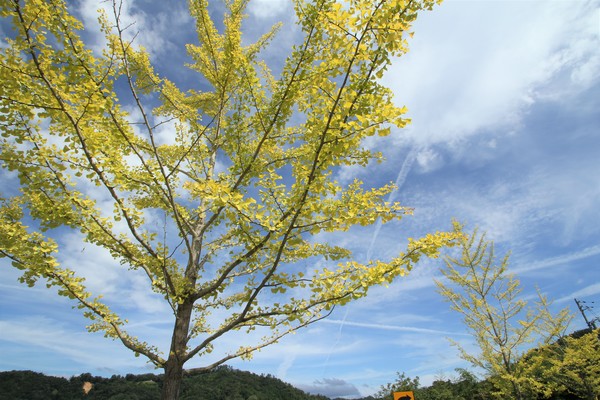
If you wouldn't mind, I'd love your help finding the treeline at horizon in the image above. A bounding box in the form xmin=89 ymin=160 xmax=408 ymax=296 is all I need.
xmin=0 ymin=366 xmax=328 ymax=400
xmin=1 ymin=327 xmax=598 ymax=400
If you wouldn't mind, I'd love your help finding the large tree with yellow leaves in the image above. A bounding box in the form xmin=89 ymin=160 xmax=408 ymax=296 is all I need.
xmin=0 ymin=0 xmax=456 ymax=398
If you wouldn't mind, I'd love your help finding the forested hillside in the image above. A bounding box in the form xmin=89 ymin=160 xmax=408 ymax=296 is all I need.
xmin=0 ymin=366 xmax=328 ymax=400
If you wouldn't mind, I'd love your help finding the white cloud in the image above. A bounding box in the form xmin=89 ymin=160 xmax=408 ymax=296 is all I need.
xmin=248 ymin=0 xmax=290 ymax=19
xmin=415 ymin=147 xmax=442 ymax=173
xmin=0 ymin=316 xmax=145 ymax=369
xmin=127 ymin=272 xmax=173 ymax=314
xmin=74 ymin=0 xmax=191 ymax=59
xmin=58 ymin=232 xmax=124 ymax=297
xmin=276 ymin=352 xmax=296 ymax=381
xmin=298 ymin=377 xmax=361 ymax=398
xmin=384 ymin=0 xmax=600 ymax=147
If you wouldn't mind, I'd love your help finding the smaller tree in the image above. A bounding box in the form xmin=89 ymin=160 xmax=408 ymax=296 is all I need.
xmin=420 ymin=378 xmax=455 ymax=400
xmin=447 ymin=369 xmax=483 ymax=400
xmin=374 ymin=372 xmax=420 ymax=400
xmin=374 ymin=369 xmax=487 ymax=400
xmin=435 ymin=224 xmax=572 ymax=400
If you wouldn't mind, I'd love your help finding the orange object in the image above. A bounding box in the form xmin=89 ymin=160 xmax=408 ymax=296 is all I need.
xmin=393 ymin=391 xmax=414 ymax=400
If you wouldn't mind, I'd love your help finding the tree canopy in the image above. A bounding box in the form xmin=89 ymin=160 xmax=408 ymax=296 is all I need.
xmin=0 ymin=0 xmax=458 ymax=398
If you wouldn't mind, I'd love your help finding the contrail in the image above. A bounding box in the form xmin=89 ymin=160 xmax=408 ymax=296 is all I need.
xmin=322 ymin=319 xmax=471 ymax=337
xmin=323 ymin=146 xmax=419 ymax=375
xmin=367 ymin=146 xmax=419 ymax=260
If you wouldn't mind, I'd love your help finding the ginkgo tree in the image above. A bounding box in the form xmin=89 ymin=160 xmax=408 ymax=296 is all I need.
xmin=0 ymin=0 xmax=458 ymax=398
xmin=436 ymin=225 xmax=572 ymax=400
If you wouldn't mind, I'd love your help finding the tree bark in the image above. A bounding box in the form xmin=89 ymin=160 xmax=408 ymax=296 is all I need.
xmin=511 ymin=381 xmax=523 ymax=400
xmin=161 ymin=358 xmax=184 ymax=400
xmin=161 ymin=300 xmax=194 ymax=400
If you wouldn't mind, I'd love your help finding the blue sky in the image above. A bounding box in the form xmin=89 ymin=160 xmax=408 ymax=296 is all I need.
xmin=1 ymin=0 xmax=599 ymax=398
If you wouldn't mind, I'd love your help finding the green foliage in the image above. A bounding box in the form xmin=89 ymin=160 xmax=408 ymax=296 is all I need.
xmin=518 ymin=328 xmax=600 ymax=399
xmin=181 ymin=366 xmax=331 ymax=400
xmin=0 ymin=370 xmax=71 ymax=400
xmin=0 ymin=367 xmax=328 ymax=400
xmin=373 ymin=372 xmax=420 ymax=400
xmin=372 ymin=369 xmax=489 ymax=400
xmin=371 ymin=362 xmax=599 ymax=400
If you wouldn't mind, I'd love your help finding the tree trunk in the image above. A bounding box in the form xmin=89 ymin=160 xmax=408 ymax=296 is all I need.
xmin=511 ymin=380 xmax=523 ymax=400
xmin=161 ymin=358 xmax=184 ymax=400
xmin=161 ymin=299 xmax=194 ymax=400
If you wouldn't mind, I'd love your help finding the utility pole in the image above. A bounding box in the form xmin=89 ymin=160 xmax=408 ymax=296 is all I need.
xmin=574 ymin=298 xmax=598 ymax=330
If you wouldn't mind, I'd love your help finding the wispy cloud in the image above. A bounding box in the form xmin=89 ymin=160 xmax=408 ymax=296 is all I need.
xmin=321 ymin=319 xmax=470 ymax=337
xmin=0 ymin=316 xmax=145 ymax=370
xmin=513 ymin=245 xmax=600 ymax=275
xmin=384 ymin=0 xmax=599 ymax=148
xmin=557 ymin=282 xmax=600 ymax=304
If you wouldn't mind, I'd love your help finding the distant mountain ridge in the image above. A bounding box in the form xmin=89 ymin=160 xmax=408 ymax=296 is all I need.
xmin=0 ymin=366 xmax=330 ymax=400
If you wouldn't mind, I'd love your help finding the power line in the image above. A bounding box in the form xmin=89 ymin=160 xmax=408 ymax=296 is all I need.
xmin=574 ymin=298 xmax=598 ymax=330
